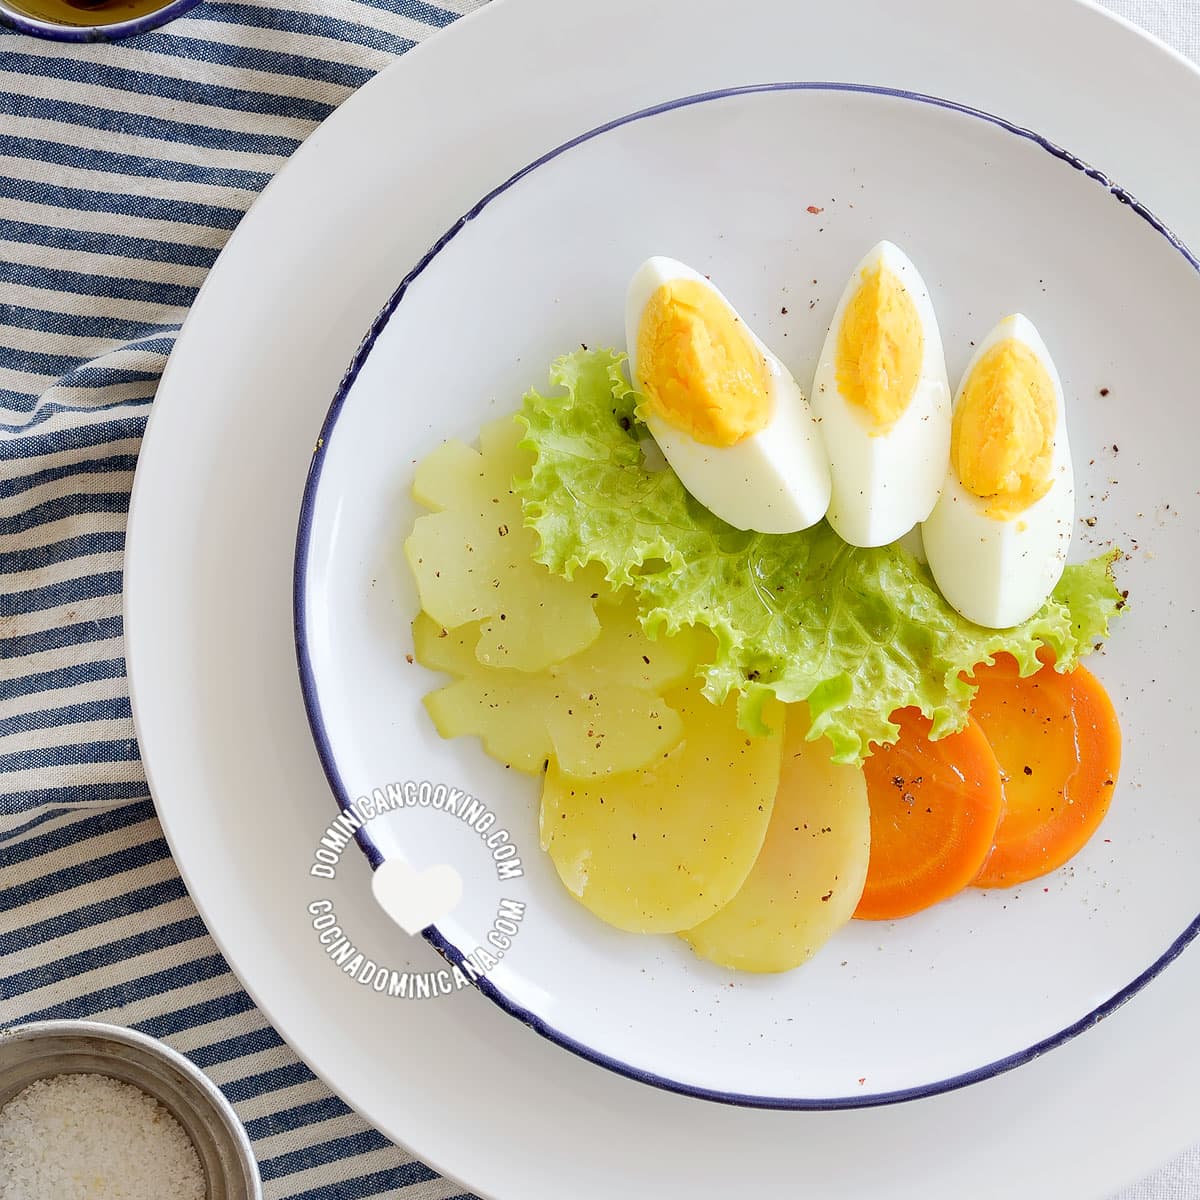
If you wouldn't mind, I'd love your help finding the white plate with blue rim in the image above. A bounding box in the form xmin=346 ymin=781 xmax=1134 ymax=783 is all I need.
xmin=294 ymin=77 xmax=1200 ymax=1107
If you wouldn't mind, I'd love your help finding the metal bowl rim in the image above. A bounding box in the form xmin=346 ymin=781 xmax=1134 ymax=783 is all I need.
xmin=0 ymin=1018 xmax=261 ymax=1197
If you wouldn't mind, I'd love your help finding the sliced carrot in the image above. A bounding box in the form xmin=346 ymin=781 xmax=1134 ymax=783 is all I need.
xmin=969 ymin=655 xmax=1121 ymax=889
xmin=855 ymin=708 xmax=1004 ymax=921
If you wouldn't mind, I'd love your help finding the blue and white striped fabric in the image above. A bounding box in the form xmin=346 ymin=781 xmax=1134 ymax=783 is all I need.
xmin=0 ymin=3 xmax=483 ymax=1196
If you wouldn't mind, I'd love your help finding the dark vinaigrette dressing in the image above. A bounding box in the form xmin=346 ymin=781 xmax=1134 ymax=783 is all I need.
xmin=8 ymin=0 xmax=178 ymax=26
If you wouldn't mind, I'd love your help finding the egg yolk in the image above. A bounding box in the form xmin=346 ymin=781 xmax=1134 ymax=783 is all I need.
xmin=952 ymin=338 xmax=1056 ymax=520
xmin=636 ymin=280 xmax=770 ymax=447
xmin=834 ymin=264 xmax=923 ymax=433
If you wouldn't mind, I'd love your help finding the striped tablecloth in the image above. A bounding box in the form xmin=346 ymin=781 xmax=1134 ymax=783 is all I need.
xmin=0 ymin=2 xmax=1195 ymax=1197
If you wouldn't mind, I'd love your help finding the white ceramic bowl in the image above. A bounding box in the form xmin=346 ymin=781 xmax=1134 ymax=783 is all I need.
xmin=295 ymin=82 xmax=1200 ymax=1107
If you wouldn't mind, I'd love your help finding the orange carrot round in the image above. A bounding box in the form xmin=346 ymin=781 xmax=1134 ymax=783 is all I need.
xmin=969 ymin=655 xmax=1121 ymax=889
xmin=855 ymin=708 xmax=1004 ymax=921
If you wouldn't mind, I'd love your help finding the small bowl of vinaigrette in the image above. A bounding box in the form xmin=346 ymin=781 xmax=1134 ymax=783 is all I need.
xmin=0 ymin=0 xmax=200 ymax=41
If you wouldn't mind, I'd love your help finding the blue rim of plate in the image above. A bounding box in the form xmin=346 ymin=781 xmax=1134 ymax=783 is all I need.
xmin=0 ymin=0 xmax=201 ymax=42
xmin=294 ymin=80 xmax=1200 ymax=1111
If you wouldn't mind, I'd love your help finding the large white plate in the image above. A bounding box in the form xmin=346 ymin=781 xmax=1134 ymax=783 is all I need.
xmin=126 ymin=0 xmax=1200 ymax=1194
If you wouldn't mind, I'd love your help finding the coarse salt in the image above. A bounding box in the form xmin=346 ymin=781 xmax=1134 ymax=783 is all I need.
xmin=0 ymin=1072 xmax=205 ymax=1200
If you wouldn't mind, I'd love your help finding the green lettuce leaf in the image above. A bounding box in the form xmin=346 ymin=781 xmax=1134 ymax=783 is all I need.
xmin=516 ymin=349 xmax=1124 ymax=764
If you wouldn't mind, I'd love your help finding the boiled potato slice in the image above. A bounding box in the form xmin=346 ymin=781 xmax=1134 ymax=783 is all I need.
xmin=548 ymin=599 xmax=708 ymax=693
xmin=413 ymin=602 xmax=702 ymax=777
xmin=412 ymin=611 xmax=477 ymax=676
xmin=405 ymin=415 xmax=601 ymax=671
xmin=540 ymin=685 xmax=783 ymax=933
xmin=542 ymin=686 xmax=680 ymax=778
xmin=682 ymin=707 xmax=869 ymax=972
xmin=427 ymin=676 xmax=682 ymax=776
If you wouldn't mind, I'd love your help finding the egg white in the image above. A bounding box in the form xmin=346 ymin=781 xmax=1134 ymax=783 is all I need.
xmin=922 ymin=313 xmax=1074 ymax=629
xmin=625 ymin=257 xmax=830 ymax=535
xmin=810 ymin=241 xmax=951 ymax=548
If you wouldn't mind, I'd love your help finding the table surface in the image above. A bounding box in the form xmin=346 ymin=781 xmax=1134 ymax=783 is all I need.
xmin=0 ymin=1 xmax=1197 ymax=1197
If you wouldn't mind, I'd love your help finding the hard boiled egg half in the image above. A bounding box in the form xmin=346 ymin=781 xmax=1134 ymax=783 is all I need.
xmin=810 ymin=241 xmax=951 ymax=547
xmin=922 ymin=314 xmax=1074 ymax=629
xmin=625 ymin=257 xmax=830 ymax=534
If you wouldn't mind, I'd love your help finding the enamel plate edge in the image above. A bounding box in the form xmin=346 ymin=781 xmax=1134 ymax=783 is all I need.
xmin=293 ymin=81 xmax=1200 ymax=1110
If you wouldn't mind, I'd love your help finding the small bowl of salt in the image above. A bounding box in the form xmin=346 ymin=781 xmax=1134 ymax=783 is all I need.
xmin=0 ymin=1019 xmax=260 ymax=1199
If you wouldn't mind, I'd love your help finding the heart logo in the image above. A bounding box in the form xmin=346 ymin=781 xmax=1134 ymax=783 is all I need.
xmin=372 ymin=859 xmax=463 ymax=936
